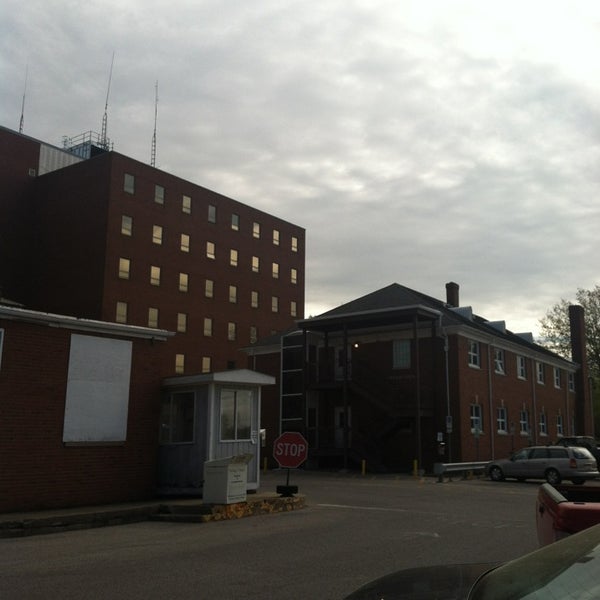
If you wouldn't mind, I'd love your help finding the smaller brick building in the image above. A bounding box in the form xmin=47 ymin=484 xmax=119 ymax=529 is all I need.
xmin=249 ymin=282 xmax=591 ymax=473
xmin=0 ymin=305 xmax=172 ymax=512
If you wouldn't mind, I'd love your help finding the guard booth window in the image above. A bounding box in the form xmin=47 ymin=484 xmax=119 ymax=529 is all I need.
xmin=220 ymin=389 xmax=252 ymax=441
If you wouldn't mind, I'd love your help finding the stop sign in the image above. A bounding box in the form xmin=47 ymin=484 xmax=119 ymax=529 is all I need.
xmin=273 ymin=431 xmax=308 ymax=469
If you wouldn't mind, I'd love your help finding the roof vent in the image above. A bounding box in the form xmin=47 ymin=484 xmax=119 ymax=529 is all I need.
xmin=449 ymin=306 xmax=473 ymax=321
xmin=516 ymin=332 xmax=534 ymax=343
xmin=488 ymin=321 xmax=506 ymax=333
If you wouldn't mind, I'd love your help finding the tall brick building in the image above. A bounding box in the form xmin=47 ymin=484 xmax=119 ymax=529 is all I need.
xmin=0 ymin=125 xmax=305 ymax=376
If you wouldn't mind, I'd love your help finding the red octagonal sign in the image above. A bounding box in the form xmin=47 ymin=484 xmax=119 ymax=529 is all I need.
xmin=273 ymin=431 xmax=308 ymax=469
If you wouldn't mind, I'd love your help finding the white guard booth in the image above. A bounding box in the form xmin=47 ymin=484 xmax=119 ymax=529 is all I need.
xmin=158 ymin=369 xmax=275 ymax=496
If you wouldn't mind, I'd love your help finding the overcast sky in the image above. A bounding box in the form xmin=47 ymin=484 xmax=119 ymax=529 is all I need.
xmin=2 ymin=0 xmax=600 ymax=337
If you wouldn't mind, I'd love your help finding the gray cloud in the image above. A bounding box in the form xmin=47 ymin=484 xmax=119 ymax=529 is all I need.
xmin=3 ymin=0 xmax=600 ymax=335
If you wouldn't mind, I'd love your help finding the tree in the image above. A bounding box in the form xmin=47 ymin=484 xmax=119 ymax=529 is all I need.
xmin=539 ymin=286 xmax=600 ymax=379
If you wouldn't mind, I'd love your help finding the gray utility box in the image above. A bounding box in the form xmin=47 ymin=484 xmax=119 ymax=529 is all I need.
xmin=203 ymin=454 xmax=253 ymax=504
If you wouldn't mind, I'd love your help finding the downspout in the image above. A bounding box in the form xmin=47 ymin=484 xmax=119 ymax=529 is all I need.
xmin=441 ymin=314 xmax=452 ymax=463
xmin=487 ymin=341 xmax=495 ymax=460
xmin=342 ymin=323 xmax=349 ymax=471
xmin=530 ymin=357 xmax=537 ymax=444
xmin=414 ymin=316 xmax=422 ymax=472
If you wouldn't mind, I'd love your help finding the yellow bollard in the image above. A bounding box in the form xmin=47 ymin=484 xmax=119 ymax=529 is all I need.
xmin=263 ymin=457 xmax=268 ymax=472
xmin=361 ymin=459 xmax=366 ymax=476
xmin=413 ymin=459 xmax=418 ymax=477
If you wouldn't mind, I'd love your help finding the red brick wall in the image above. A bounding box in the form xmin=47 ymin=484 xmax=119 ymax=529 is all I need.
xmin=0 ymin=318 xmax=165 ymax=512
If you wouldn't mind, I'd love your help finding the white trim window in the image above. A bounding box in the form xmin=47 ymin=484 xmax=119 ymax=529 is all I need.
xmin=517 ymin=355 xmax=527 ymax=379
xmin=470 ymin=404 xmax=483 ymax=433
xmin=220 ymin=388 xmax=252 ymax=441
xmin=536 ymin=362 xmax=545 ymax=384
xmin=557 ymin=414 xmax=564 ymax=436
xmin=539 ymin=412 xmax=547 ymax=436
xmin=494 ymin=348 xmax=505 ymax=374
xmin=568 ymin=373 xmax=575 ymax=392
xmin=468 ymin=340 xmax=480 ymax=368
xmin=519 ymin=410 xmax=530 ymax=436
xmin=553 ymin=367 xmax=561 ymax=389
xmin=159 ymin=391 xmax=195 ymax=444
xmin=393 ymin=339 xmax=411 ymax=369
xmin=496 ymin=406 xmax=508 ymax=434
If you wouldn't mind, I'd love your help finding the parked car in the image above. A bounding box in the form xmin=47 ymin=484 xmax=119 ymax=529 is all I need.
xmin=485 ymin=445 xmax=599 ymax=484
xmin=555 ymin=435 xmax=600 ymax=465
xmin=345 ymin=521 xmax=600 ymax=599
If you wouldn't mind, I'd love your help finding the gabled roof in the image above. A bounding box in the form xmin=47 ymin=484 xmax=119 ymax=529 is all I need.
xmin=299 ymin=283 xmax=573 ymax=365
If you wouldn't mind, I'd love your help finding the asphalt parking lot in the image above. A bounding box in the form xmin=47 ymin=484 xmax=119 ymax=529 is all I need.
xmin=0 ymin=471 xmax=544 ymax=599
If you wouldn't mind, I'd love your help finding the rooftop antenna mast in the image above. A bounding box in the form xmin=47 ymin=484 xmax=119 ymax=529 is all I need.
xmin=101 ymin=52 xmax=115 ymax=150
xmin=19 ymin=64 xmax=28 ymax=134
xmin=151 ymin=80 xmax=158 ymax=167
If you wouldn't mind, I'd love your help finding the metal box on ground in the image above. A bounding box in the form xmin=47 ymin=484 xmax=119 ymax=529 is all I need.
xmin=203 ymin=454 xmax=253 ymax=504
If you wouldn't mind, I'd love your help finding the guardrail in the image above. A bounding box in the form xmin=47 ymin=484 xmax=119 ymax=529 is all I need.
xmin=434 ymin=461 xmax=489 ymax=482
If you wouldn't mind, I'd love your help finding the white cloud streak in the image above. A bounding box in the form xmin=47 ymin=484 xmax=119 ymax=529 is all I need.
xmin=2 ymin=0 xmax=600 ymax=334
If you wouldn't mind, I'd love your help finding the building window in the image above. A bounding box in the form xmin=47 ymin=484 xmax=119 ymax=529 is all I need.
xmin=291 ymin=301 xmax=297 ymax=317
xmin=470 ymin=404 xmax=482 ymax=433
xmin=220 ymin=389 xmax=252 ymax=441
xmin=252 ymin=256 xmax=260 ymax=273
xmin=539 ymin=412 xmax=547 ymax=436
xmin=468 ymin=340 xmax=480 ymax=368
xmin=250 ymin=326 xmax=258 ymax=344
xmin=554 ymin=367 xmax=561 ymax=388
xmin=231 ymin=214 xmax=239 ymax=230
xmin=291 ymin=268 xmax=298 ymax=284
xmin=123 ymin=173 xmax=135 ymax=194
xmin=291 ymin=236 xmax=298 ymax=252
xmin=159 ymin=391 xmax=194 ymax=444
xmin=273 ymin=229 xmax=280 ymax=245
xmin=177 ymin=312 xmax=187 ymax=333
xmin=205 ymin=279 xmax=214 ymax=298
xmin=148 ymin=307 xmax=159 ymax=328
xmin=519 ymin=410 xmax=530 ymax=435
xmin=271 ymin=296 xmax=279 ymax=313
xmin=204 ymin=317 xmax=213 ymax=337
xmin=182 ymin=194 xmax=191 ymax=214
xmin=536 ymin=362 xmax=545 ymax=384
xmin=229 ymin=285 xmax=237 ymax=303
xmin=557 ymin=414 xmax=564 ymax=436
xmin=208 ymin=204 xmax=216 ymax=223
xmin=179 ymin=272 xmax=188 ymax=292
xmin=230 ymin=249 xmax=238 ymax=267
xmin=154 ymin=184 xmax=165 ymax=205
xmin=115 ymin=301 xmax=127 ymax=323
xmin=175 ymin=354 xmax=185 ymax=374
xmin=496 ymin=407 xmax=507 ymax=434
xmin=494 ymin=348 xmax=505 ymax=374
xmin=251 ymin=291 xmax=259 ymax=308
xmin=180 ymin=233 xmax=190 ymax=253
xmin=206 ymin=241 xmax=215 ymax=259
xmin=121 ymin=215 xmax=132 ymax=236
xmin=393 ymin=340 xmax=411 ymax=369
xmin=517 ymin=356 xmax=527 ymax=379
xmin=202 ymin=356 xmax=211 ymax=373
xmin=253 ymin=222 xmax=260 ymax=238
xmin=118 ymin=257 xmax=130 ymax=280
xmin=150 ymin=265 xmax=161 ymax=286
xmin=228 ymin=322 xmax=236 ymax=341
xmin=272 ymin=262 xmax=279 ymax=279
xmin=568 ymin=373 xmax=575 ymax=392
xmin=152 ymin=225 xmax=163 ymax=245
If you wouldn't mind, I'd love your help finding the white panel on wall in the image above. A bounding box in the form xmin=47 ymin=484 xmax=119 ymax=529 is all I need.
xmin=63 ymin=334 xmax=133 ymax=442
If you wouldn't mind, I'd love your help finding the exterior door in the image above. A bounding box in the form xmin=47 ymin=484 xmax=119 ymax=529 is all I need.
xmin=334 ymin=406 xmax=351 ymax=448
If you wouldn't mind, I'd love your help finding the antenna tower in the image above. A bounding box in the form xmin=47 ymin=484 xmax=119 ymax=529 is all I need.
xmin=19 ymin=65 xmax=28 ymax=134
xmin=101 ymin=52 xmax=115 ymax=150
xmin=151 ymin=81 xmax=158 ymax=167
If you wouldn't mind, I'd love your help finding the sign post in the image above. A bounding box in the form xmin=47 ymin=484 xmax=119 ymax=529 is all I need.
xmin=272 ymin=431 xmax=308 ymax=496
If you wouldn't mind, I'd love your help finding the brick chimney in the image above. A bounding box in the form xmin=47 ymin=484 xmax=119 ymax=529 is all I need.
xmin=446 ymin=282 xmax=459 ymax=307
xmin=569 ymin=305 xmax=592 ymax=435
